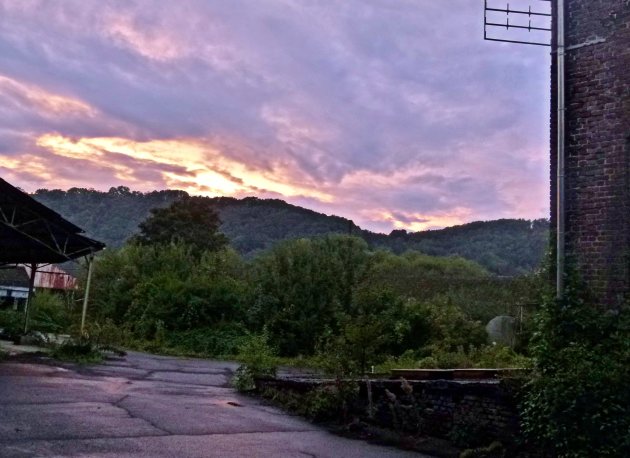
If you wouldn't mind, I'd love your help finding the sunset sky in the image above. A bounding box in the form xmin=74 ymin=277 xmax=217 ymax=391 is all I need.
xmin=0 ymin=0 xmax=551 ymax=233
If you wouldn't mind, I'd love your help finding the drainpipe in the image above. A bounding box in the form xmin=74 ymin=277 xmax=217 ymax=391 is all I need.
xmin=556 ymin=0 xmax=566 ymax=300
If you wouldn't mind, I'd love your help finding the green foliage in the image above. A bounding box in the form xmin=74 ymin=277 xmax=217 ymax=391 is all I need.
xmin=29 ymin=291 xmax=72 ymax=334
xmin=164 ymin=323 xmax=249 ymax=357
xmin=89 ymin=244 xmax=248 ymax=339
xmin=521 ymin=283 xmax=630 ymax=457
xmin=68 ymin=207 xmax=540 ymax=379
xmin=302 ymin=382 xmax=359 ymax=421
xmin=373 ymin=218 xmax=548 ymax=276
xmin=250 ymin=235 xmax=370 ymax=356
xmin=260 ymin=382 xmax=359 ymax=422
xmin=51 ymin=338 xmax=104 ymax=364
xmin=423 ymin=297 xmax=488 ymax=353
xmin=379 ymin=345 xmax=530 ymax=371
xmin=315 ymin=287 xmax=413 ymax=375
xmin=34 ymin=187 xmax=186 ymax=248
xmin=232 ymin=332 xmax=277 ymax=392
xmin=134 ymin=196 xmax=228 ymax=253
xmin=33 ymin=189 xmax=548 ymax=276
xmin=83 ymin=319 xmax=133 ymax=349
xmin=469 ymin=344 xmax=530 ymax=369
xmin=0 ymin=309 xmax=24 ymax=340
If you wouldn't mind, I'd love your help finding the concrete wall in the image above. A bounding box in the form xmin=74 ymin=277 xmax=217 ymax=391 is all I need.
xmin=550 ymin=0 xmax=630 ymax=306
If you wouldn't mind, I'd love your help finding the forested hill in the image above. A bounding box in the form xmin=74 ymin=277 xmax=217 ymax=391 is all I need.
xmin=33 ymin=187 xmax=549 ymax=275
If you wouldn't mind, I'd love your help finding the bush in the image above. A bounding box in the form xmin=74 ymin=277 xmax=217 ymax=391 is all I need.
xmin=471 ymin=344 xmax=530 ymax=369
xmin=260 ymin=382 xmax=359 ymax=422
xmin=82 ymin=319 xmax=133 ymax=353
xmin=165 ymin=323 xmax=249 ymax=357
xmin=377 ymin=344 xmax=530 ymax=370
xmin=30 ymin=291 xmax=72 ymax=334
xmin=0 ymin=309 xmax=24 ymax=341
xmin=232 ymin=332 xmax=277 ymax=391
xmin=521 ymin=289 xmax=630 ymax=457
xmin=51 ymin=338 xmax=103 ymax=364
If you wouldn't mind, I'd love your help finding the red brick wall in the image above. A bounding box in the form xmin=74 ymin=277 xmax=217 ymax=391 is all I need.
xmin=550 ymin=0 xmax=630 ymax=306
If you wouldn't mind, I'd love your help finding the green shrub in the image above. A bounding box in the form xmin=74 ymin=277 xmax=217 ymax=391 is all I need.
xmin=79 ymin=319 xmax=132 ymax=355
xmin=232 ymin=332 xmax=277 ymax=391
xmin=165 ymin=323 xmax=249 ymax=357
xmin=302 ymin=382 xmax=359 ymax=421
xmin=471 ymin=344 xmax=530 ymax=368
xmin=30 ymin=291 xmax=72 ymax=334
xmin=0 ymin=309 xmax=24 ymax=341
xmin=375 ymin=350 xmax=419 ymax=373
xmin=51 ymin=338 xmax=103 ymax=364
xmin=260 ymin=382 xmax=359 ymax=422
xmin=413 ymin=344 xmax=530 ymax=369
xmin=521 ymin=289 xmax=630 ymax=457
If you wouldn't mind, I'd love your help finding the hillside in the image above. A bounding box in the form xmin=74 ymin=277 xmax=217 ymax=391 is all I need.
xmin=33 ymin=187 xmax=549 ymax=275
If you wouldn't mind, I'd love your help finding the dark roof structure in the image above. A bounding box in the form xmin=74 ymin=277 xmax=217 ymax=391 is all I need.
xmin=0 ymin=178 xmax=105 ymax=264
xmin=0 ymin=266 xmax=30 ymax=288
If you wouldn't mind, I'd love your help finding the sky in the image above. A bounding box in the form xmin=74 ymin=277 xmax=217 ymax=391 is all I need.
xmin=0 ymin=0 xmax=551 ymax=233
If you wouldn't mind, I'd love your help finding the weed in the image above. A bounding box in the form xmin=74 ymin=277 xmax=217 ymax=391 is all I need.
xmin=50 ymin=338 xmax=104 ymax=364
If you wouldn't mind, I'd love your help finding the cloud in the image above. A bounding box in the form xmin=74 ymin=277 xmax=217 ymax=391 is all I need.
xmin=0 ymin=0 xmax=550 ymax=232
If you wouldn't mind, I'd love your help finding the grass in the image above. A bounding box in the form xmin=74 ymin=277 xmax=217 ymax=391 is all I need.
xmin=50 ymin=339 xmax=104 ymax=364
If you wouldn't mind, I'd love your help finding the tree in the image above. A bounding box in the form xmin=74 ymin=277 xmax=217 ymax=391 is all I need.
xmin=134 ymin=196 xmax=228 ymax=253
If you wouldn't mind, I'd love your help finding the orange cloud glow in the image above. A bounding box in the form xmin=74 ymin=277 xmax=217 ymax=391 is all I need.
xmin=34 ymin=134 xmax=334 ymax=202
xmin=361 ymin=207 xmax=473 ymax=232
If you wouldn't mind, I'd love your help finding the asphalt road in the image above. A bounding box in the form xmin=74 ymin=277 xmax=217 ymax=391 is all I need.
xmin=0 ymin=351 xmax=421 ymax=457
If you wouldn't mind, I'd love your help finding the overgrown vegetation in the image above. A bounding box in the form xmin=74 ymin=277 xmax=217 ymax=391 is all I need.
xmin=34 ymin=187 xmax=548 ymax=275
xmin=521 ymin=275 xmax=630 ymax=458
xmin=0 ymin=196 xmax=537 ymax=373
xmin=232 ymin=332 xmax=277 ymax=391
xmin=4 ymin=197 xmax=539 ymax=375
xmin=83 ymin=235 xmax=534 ymax=372
xmin=8 ymin=194 xmax=627 ymax=456
xmin=0 ymin=309 xmax=24 ymax=342
xmin=50 ymin=338 xmax=104 ymax=364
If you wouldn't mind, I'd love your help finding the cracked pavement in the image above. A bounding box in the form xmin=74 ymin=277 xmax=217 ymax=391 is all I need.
xmin=0 ymin=352 xmax=421 ymax=457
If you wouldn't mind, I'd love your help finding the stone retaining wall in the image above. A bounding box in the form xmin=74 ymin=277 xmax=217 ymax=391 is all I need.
xmin=256 ymin=376 xmax=523 ymax=447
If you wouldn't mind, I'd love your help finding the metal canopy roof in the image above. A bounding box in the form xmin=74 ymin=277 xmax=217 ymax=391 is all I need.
xmin=0 ymin=178 xmax=105 ymax=264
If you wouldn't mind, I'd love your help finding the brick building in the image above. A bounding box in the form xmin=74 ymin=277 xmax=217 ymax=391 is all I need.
xmin=550 ymin=0 xmax=630 ymax=306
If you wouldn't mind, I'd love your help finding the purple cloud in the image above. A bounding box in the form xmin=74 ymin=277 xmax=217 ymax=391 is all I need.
xmin=0 ymin=0 xmax=550 ymax=232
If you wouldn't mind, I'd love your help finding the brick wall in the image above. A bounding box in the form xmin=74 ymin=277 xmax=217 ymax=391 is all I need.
xmin=550 ymin=0 xmax=630 ymax=306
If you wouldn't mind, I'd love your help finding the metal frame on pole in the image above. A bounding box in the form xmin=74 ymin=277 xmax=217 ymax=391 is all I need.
xmin=484 ymin=0 xmax=552 ymax=47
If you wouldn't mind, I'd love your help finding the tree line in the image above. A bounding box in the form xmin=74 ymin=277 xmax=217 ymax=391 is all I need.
xmin=34 ymin=187 xmax=549 ymax=276
xmin=85 ymin=196 xmax=539 ymax=372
